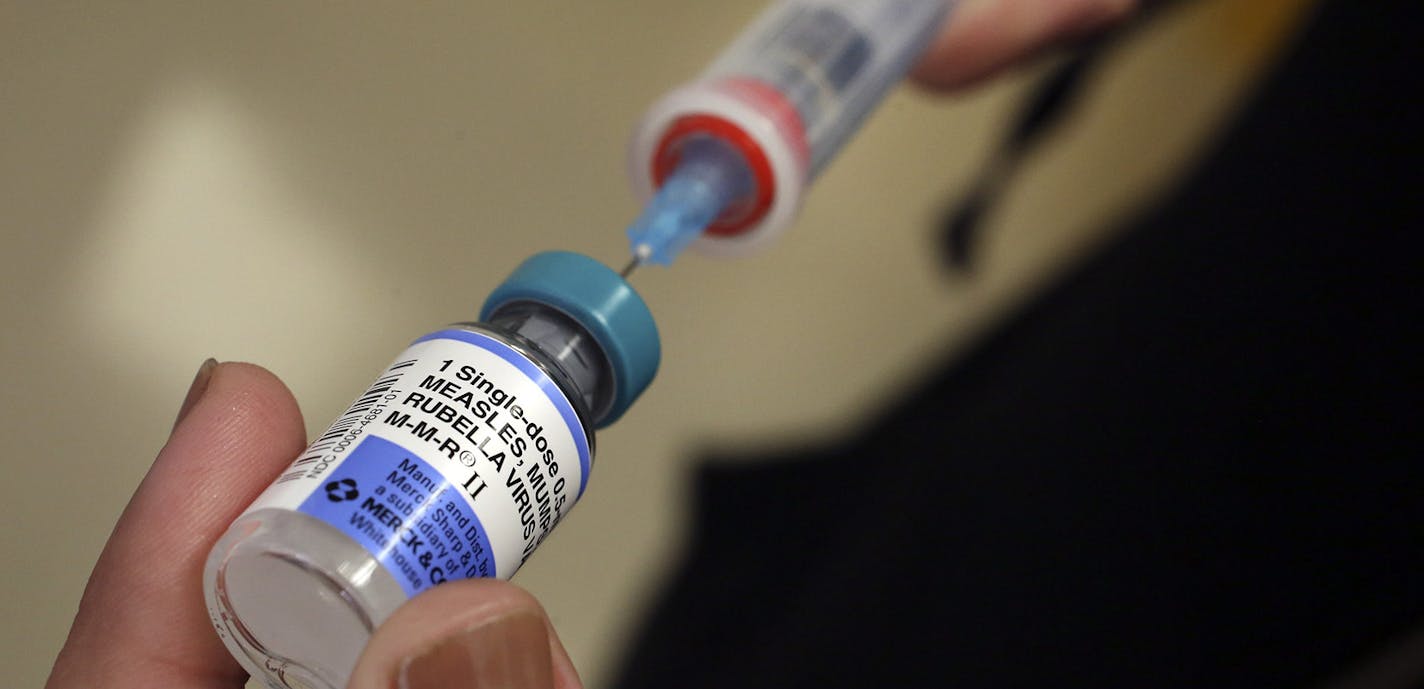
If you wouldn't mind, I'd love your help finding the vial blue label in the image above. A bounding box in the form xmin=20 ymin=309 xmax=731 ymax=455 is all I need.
xmin=240 ymin=328 xmax=590 ymax=586
xmin=297 ymin=435 xmax=496 ymax=597
xmin=210 ymin=327 xmax=593 ymax=689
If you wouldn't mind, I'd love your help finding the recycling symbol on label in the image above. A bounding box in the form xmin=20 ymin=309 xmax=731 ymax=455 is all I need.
xmin=325 ymin=478 xmax=359 ymax=503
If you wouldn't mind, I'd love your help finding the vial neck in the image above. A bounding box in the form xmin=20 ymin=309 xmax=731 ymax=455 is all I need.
xmin=484 ymin=303 xmax=614 ymax=426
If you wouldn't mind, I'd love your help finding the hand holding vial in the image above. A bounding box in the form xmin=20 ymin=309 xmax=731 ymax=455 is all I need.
xmin=44 ymin=361 xmax=583 ymax=689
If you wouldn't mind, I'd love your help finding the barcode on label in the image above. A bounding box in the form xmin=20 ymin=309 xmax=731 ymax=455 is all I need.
xmin=276 ymin=359 xmax=417 ymax=483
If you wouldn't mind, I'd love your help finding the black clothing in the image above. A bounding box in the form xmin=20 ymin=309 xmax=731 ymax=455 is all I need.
xmin=613 ymin=2 xmax=1424 ymax=687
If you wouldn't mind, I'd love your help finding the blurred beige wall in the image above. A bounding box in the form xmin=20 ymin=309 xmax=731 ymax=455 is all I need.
xmin=0 ymin=1 xmax=1312 ymax=686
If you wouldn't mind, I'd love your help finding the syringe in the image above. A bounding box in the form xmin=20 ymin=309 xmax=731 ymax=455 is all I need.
xmin=625 ymin=0 xmax=953 ymax=270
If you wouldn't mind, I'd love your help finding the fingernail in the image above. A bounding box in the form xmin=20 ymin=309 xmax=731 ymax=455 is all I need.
xmin=173 ymin=358 xmax=218 ymax=432
xmin=399 ymin=610 xmax=554 ymax=689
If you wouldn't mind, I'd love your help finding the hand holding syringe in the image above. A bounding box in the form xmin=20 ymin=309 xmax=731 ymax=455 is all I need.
xmin=624 ymin=0 xmax=953 ymax=273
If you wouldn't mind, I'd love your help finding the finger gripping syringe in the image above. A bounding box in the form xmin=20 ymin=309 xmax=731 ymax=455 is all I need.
xmin=626 ymin=0 xmax=952 ymax=268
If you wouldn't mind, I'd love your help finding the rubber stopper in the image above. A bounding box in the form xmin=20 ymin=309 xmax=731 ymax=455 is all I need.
xmin=480 ymin=251 xmax=660 ymax=428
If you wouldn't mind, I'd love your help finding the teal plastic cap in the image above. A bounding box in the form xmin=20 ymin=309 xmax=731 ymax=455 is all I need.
xmin=480 ymin=251 xmax=660 ymax=428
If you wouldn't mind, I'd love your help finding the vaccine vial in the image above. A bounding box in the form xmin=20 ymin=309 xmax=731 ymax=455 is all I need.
xmin=203 ymin=251 xmax=660 ymax=689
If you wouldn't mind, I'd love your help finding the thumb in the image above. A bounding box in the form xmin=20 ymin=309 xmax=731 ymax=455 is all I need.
xmin=346 ymin=578 xmax=582 ymax=689
xmin=47 ymin=361 xmax=307 ymax=689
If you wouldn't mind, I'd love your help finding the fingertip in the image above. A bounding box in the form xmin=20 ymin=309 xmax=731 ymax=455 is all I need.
xmin=183 ymin=361 xmax=305 ymax=448
xmin=133 ymin=360 xmax=309 ymax=556
xmin=349 ymin=579 xmax=579 ymax=689
xmin=911 ymin=0 xmax=1137 ymax=93
xmin=1056 ymin=0 xmax=1137 ymax=38
xmin=148 ymin=360 xmax=309 ymax=545
xmin=542 ymin=616 xmax=585 ymax=689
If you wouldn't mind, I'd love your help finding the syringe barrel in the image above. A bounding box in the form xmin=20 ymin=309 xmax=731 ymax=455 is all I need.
xmin=705 ymin=0 xmax=950 ymax=177
xmin=629 ymin=0 xmax=951 ymax=257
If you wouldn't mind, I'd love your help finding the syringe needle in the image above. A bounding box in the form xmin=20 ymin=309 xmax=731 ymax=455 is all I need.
xmin=620 ymin=243 xmax=653 ymax=279
xmin=619 ymin=256 xmax=641 ymax=279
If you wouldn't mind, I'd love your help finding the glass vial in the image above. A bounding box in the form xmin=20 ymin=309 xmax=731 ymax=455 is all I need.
xmin=203 ymin=252 xmax=659 ymax=689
